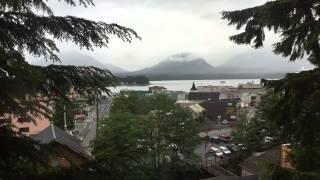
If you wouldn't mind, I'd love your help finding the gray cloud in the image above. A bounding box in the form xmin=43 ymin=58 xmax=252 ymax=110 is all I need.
xmin=36 ymin=0 xmax=303 ymax=71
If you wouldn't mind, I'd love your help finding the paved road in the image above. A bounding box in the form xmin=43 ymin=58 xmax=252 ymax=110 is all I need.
xmin=199 ymin=128 xmax=232 ymax=138
xmin=81 ymin=97 xmax=112 ymax=152
xmin=195 ymin=128 xmax=232 ymax=162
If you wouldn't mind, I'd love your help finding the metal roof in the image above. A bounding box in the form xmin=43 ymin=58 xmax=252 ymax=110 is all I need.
xmin=31 ymin=124 xmax=90 ymax=159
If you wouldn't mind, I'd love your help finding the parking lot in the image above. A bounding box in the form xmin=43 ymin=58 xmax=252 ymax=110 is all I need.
xmin=196 ymin=131 xmax=246 ymax=167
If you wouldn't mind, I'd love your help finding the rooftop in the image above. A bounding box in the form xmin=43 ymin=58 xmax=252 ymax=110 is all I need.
xmin=239 ymin=146 xmax=280 ymax=174
xmin=188 ymin=92 xmax=220 ymax=101
xmin=31 ymin=124 xmax=91 ymax=159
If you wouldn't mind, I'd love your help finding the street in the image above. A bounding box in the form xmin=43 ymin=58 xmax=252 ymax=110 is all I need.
xmin=80 ymin=96 xmax=113 ymax=153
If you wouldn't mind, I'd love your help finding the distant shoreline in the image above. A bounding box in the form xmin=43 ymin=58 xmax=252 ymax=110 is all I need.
xmin=118 ymin=83 xmax=150 ymax=86
xmin=124 ymin=73 xmax=286 ymax=81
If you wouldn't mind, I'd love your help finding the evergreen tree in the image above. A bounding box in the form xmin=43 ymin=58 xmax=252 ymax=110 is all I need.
xmin=223 ymin=0 xmax=320 ymax=177
xmin=93 ymin=94 xmax=201 ymax=180
xmin=0 ymin=0 xmax=139 ymax=120
xmin=0 ymin=0 xmax=139 ymax=177
xmin=232 ymin=91 xmax=282 ymax=152
xmin=52 ymin=98 xmax=79 ymax=130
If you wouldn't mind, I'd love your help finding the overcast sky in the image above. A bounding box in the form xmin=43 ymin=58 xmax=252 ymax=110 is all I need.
xmin=41 ymin=0 xmax=284 ymax=71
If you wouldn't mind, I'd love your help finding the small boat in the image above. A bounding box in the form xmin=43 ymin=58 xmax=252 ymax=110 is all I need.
xmin=220 ymin=81 xmax=226 ymax=84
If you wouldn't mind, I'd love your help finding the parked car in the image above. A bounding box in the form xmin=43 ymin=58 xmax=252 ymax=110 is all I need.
xmin=74 ymin=112 xmax=86 ymax=121
xmin=221 ymin=119 xmax=229 ymax=124
xmin=218 ymin=135 xmax=231 ymax=143
xmin=264 ymin=136 xmax=274 ymax=143
xmin=209 ymin=146 xmax=224 ymax=158
xmin=238 ymin=144 xmax=247 ymax=150
xmin=210 ymin=136 xmax=221 ymax=144
xmin=219 ymin=146 xmax=231 ymax=155
xmin=219 ymin=134 xmax=231 ymax=139
xmin=227 ymin=144 xmax=240 ymax=153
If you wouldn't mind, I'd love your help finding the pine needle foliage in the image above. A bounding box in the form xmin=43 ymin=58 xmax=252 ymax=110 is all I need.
xmin=0 ymin=0 xmax=140 ymax=177
xmin=0 ymin=0 xmax=140 ymax=120
xmin=223 ymin=0 xmax=320 ymax=177
xmin=222 ymin=0 xmax=320 ymax=66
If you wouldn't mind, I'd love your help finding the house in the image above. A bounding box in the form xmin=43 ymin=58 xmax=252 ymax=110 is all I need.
xmin=188 ymin=92 xmax=220 ymax=101
xmin=238 ymin=82 xmax=262 ymax=89
xmin=8 ymin=114 xmax=50 ymax=136
xmin=280 ymin=144 xmax=294 ymax=169
xmin=200 ymin=99 xmax=240 ymax=122
xmin=188 ymin=104 xmax=206 ymax=120
xmin=165 ymin=91 xmax=187 ymax=101
xmin=239 ymin=146 xmax=280 ymax=176
xmin=240 ymin=92 xmax=263 ymax=107
xmin=201 ymin=175 xmax=258 ymax=180
xmin=149 ymin=86 xmax=167 ymax=94
xmin=120 ymin=89 xmax=150 ymax=96
xmin=176 ymin=100 xmax=204 ymax=107
xmin=197 ymin=85 xmax=234 ymax=93
xmin=190 ymin=82 xmax=198 ymax=91
xmin=31 ymin=124 xmax=91 ymax=168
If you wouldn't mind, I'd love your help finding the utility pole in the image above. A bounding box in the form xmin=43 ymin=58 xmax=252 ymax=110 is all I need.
xmin=63 ymin=105 xmax=67 ymax=131
xmin=204 ymin=143 xmax=208 ymax=168
xmin=96 ymin=93 xmax=99 ymax=130
xmin=214 ymin=155 xmax=217 ymax=167
xmin=217 ymin=116 xmax=221 ymax=130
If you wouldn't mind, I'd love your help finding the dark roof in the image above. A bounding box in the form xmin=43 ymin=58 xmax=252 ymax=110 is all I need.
xmin=201 ymin=175 xmax=258 ymax=180
xmin=149 ymin=86 xmax=166 ymax=89
xmin=191 ymin=82 xmax=197 ymax=91
xmin=188 ymin=92 xmax=220 ymax=101
xmin=31 ymin=124 xmax=90 ymax=159
xmin=239 ymin=146 xmax=280 ymax=174
xmin=200 ymin=99 xmax=238 ymax=121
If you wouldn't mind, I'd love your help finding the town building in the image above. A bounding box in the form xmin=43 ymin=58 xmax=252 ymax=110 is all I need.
xmin=201 ymin=175 xmax=258 ymax=180
xmin=8 ymin=114 xmax=50 ymax=136
xmin=197 ymin=85 xmax=234 ymax=93
xmin=165 ymin=91 xmax=187 ymax=101
xmin=176 ymin=100 xmax=204 ymax=107
xmin=120 ymin=89 xmax=150 ymax=96
xmin=240 ymin=92 xmax=263 ymax=107
xmin=31 ymin=124 xmax=91 ymax=168
xmin=149 ymin=86 xmax=167 ymax=94
xmin=238 ymin=82 xmax=263 ymax=89
xmin=239 ymin=145 xmax=293 ymax=176
xmin=239 ymin=146 xmax=280 ymax=176
xmin=190 ymin=82 xmax=198 ymax=91
xmin=200 ymin=98 xmax=240 ymax=122
xmin=188 ymin=104 xmax=206 ymax=120
xmin=188 ymin=92 xmax=220 ymax=101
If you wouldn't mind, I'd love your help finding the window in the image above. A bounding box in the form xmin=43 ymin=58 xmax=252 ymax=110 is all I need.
xmin=17 ymin=116 xmax=29 ymax=123
xmin=18 ymin=127 xmax=29 ymax=133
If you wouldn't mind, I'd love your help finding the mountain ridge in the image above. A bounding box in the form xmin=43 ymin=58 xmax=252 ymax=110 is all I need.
xmin=132 ymin=56 xmax=216 ymax=75
xmin=29 ymin=52 xmax=127 ymax=73
xmin=118 ymin=52 xmax=312 ymax=78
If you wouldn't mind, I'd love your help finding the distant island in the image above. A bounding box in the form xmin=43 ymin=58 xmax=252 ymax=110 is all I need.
xmin=117 ymin=75 xmax=150 ymax=85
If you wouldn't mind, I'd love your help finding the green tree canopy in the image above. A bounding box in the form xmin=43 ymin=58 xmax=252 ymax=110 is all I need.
xmin=0 ymin=0 xmax=139 ymax=178
xmin=93 ymin=94 xmax=201 ymax=180
xmin=222 ymin=0 xmax=320 ymax=66
xmin=0 ymin=0 xmax=140 ymax=121
xmin=232 ymin=91 xmax=282 ymax=152
xmin=223 ymin=0 xmax=320 ymax=176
